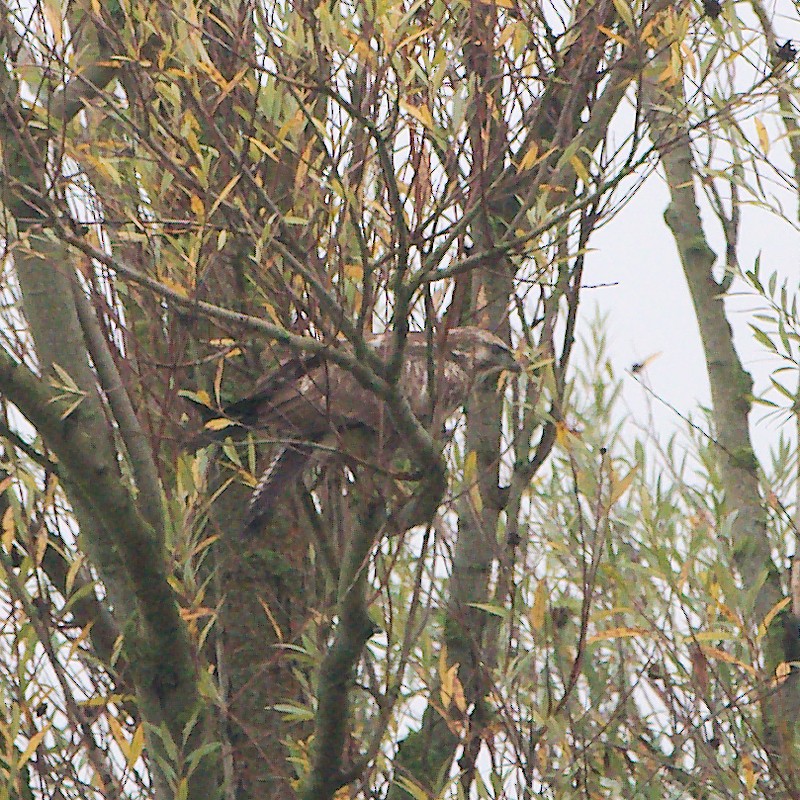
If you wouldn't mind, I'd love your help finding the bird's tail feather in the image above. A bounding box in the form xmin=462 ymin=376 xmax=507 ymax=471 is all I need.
xmin=243 ymin=444 xmax=313 ymax=531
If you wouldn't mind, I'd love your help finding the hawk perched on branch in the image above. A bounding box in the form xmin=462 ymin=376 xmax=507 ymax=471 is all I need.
xmin=208 ymin=327 xmax=520 ymax=528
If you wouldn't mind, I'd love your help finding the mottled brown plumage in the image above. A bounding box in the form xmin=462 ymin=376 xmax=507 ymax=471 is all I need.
xmin=215 ymin=327 xmax=519 ymax=528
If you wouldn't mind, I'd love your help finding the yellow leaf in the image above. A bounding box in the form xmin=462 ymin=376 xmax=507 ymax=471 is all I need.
xmin=452 ymin=674 xmax=467 ymax=712
xmin=677 ymin=553 xmax=693 ymax=588
xmin=439 ymin=662 xmax=459 ymax=708
xmin=343 ymin=30 xmax=374 ymax=63
xmin=759 ymin=597 xmax=790 ymax=638
xmin=43 ymin=0 xmax=63 ymax=48
xmin=555 ymin=420 xmax=572 ymax=448
xmin=657 ymin=58 xmax=675 ymax=84
xmin=464 ymin=451 xmax=477 ymax=483
xmin=438 ymin=646 xmax=458 ymax=709
xmin=128 ymin=724 xmax=145 ymax=767
xmin=400 ymin=100 xmax=435 ymax=130
xmin=107 ymin=713 xmax=130 ymax=762
xmin=588 ymin=626 xmax=651 ymax=643
xmin=79 ymin=693 xmax=131 ymax=707
xmin=213 ymin=355 xmax=224 ymax=406
xmin=395 ymin=26 xmax=433 ymax=51
xmin=191 ymin=535 xmax=220 ymax=556
xmin=65 ymin=553 xmax=84 ymax=595
xmin=755 ymin=117 xmax=770 ymax=154
xmin=248 ymin=137 xmax=277 ymax=159
xmin=693 ymin=628 xmax=738 ymax=641
xmin=530 ymin=582 xmax=546 ymax=631
xmin=261 ymin=301 xmax=281 ymax=323
xmin=699 ymin=645 xmax=756 ymax=676
xmin=496 ymin=22 xmax=517 ymax=49
xmin=294 ymin=137 xmax=317 ymax=193
xmin=17 ymin=724 xmax=51 ymax=769
xmin=463 ymin=451 xmax=483 ymax=512
xmin=66 ymin=623 xmax=94 ymax=662
xmin=469 ymin=483 xmax=483 ymax=514
xmin=518 ymin=142 xmax=539 ymax=171
xmin=607 ymin=466 xmax=636 ymax=506
xmin=570 ymin=154 xmax=591 ymax=185
xmin=639 ymin=18 xmax=655 ymax=40
xmin=2 ymin=506 xmax=14 ymax=553
xmin=204 ymin=417 xmax=236 ymax=431
xmin=439 ymin=646 xmax=452 ymax=688
xmin=190 ymin=194 xmax=204 ymax=217
xmin=238 ymin=468 xmax=257 ymax=488
xmin=185 ymin=127 xmax=201 ymax=158
xmin=258 ymin=597 xmax=285 ymax=641
xmin=774 ymin=661 xmax=792 ymax=685
xmin=714 ymin=599 xmax=739 ymax=625
xmin=180 ymin=607 xmax=214 ymax=621
xmin=741 ymin=753 xmax=757 ymax=792
xmin=161 ymin=277 xmax=189 ymax=298
xmin=276 ymin=107 xmax=304 ymax=143
xmin=34 ymin=528 xmax=47 ymax=567
xmin=538 ymin=182 xmax=568 ymax=193
xmin=208 ymin=174 xmax=241 ymax=218
xmin=597 ymin=25 xmax=630 ymax=46
xmin=344 ymin=263 xmax=364 ymax=281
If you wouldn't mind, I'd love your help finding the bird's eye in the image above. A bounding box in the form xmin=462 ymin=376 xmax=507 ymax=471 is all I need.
xmin=491 ymin=343 xmax=510 ymax=357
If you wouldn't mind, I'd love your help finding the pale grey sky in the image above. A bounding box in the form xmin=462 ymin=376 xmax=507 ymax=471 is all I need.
xmin=583 ymin=167 xmax=799 ymax=460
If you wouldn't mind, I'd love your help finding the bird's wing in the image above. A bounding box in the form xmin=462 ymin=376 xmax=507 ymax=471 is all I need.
xmin=224 ymin=351 xmax=357 ymax=444
xmin=226 ymin=353 xmax=393 ymax=440
xmin=222 ymin=348 xmax=329 ymax=424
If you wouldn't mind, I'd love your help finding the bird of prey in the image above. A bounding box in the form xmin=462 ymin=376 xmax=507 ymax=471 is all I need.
xmin=207 ymin=327 xmax=520 ymax=528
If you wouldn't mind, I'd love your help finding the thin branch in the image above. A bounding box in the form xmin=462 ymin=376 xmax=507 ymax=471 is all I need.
xmin=71 ymin=279 xmax=163 ymax=532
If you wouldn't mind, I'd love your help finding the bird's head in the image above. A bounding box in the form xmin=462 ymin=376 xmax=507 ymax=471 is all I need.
xmin=445 ymin=327 xmax=521 ymax=383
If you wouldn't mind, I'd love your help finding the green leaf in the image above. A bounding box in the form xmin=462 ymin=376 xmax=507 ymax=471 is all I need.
xmin=272 ymin=702 xmax=314 ymax=722
xmin=611 ymin=0 xmax=634 ymax=29
xmin=467 ymin=602 xmax=508 ymax=618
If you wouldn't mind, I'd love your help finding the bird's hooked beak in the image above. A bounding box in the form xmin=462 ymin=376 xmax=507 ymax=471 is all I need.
xmin=498 ymin=344 xmax=522 ymax=377
xmin=506 ymin=351 xmax=523 ymax=374
xmin=499 ymin=359 xmax=522 ymax=386
xmin=481 ymin=347 xmax=522 ymax=389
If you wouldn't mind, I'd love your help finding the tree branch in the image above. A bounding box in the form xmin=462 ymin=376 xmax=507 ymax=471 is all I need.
xmin=0 ymin=348 xmax=218 ymax=796
xmin=643 ymin=43 xmax=796 ymax=762
xmin=70 ymin=280 xmax=163 ymax=532
xmin=299 ymin=494 xmax=383 ymax=800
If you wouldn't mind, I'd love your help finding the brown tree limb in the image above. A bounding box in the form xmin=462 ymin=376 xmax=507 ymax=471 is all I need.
xmin=299 ymin=492 xmax=383 ymax=800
